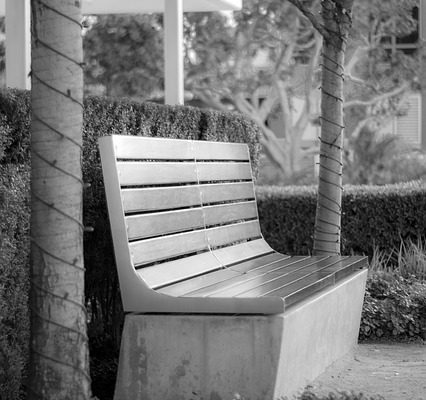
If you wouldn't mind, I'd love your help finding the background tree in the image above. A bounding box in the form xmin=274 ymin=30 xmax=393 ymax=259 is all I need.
xmin=285 ymin=0 xmax=354 ymax=255
xmin=185 ymin=1 xmax=322 ymax=181
xmin=82 ymin=0 xmax=420 ymax=186
xmin=82 ymin=2 xmax=324 ymax=182
xmin=287 ymin=0 xmax=420 ymax=254
xmin=28 ymin=0 xmax=91 ymax=398
xmin=344 ymin=0 xmax=419 ymax=139
xmin=83 ymin=14 xmax=163 ymax=99
xmin=344 ymin=126 xmax=426 ymax=185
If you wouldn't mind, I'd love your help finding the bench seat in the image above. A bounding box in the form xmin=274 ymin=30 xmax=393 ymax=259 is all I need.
xmin=99 ymin=134 xmax=367 ymax=314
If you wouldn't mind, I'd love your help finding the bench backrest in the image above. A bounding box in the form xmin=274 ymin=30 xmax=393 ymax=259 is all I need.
xmin=99 ymin=135 xmax=268 ymax=293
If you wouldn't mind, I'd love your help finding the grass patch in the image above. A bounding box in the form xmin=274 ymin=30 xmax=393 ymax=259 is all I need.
xmin=370 ymin=239 xmax=426 ymax=281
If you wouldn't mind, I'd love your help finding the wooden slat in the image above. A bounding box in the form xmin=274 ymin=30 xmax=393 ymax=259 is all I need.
xmin=125 ymin=203 xmax=260 ymax=244
xmin=233 ymin=257 xmax=344 ymax=297
xmin=130 ymin=229 xmax=208 ymax=266
xmin=282 ymin=273 xmax=335 ymax=307
xmin=227 ymin=253 xmax=295 ymax=273
xmin=112 ymin=135 xmax=251 ymax=161
xmin=122 ymin=182 xmax=256 ymax=213
xmin=333 ymin=256 xmax=366 ymax=280
xmin=122 ymin=185 xmax=201 ymax=213
xmin=200 ymin=182 xmax=256 ymax=204
xmin=212 ymin=239 xmax=274 ymax=266
xmin=247 ymin=256 xmax=325 ymax=276
xmin=197 ymin=162 xmax=253 ymax=182
xmin=203 ymin=201 xmax=258 ymax=227
xmin=150 ymin=255 xmax=363 ymax=300
xmin=206 ymin=221 xmax=261 ymax=248
xmin=179 ymin=255 xmax=300 ymax=297
xmin=118 ymin=162 xmax=198 ymax=186
xmin=138 ymin=251 xmax=222 ymax=289
xmin=113 ymin=135 xmax=194 ymax=160
xmin=157 ymin=268 xmax=240 ymax=297
xmin=126 ymin=208 xmax=204 ymax=240
xmin=197 ymin=257 xmax=321 ymax=298
xmin=194 ymin=141 xmax=249 ymax=161
xmin=267 ymin=258 xmax=360 ymax=306
xmin=208 ymin=256 xmax=336 ymax=297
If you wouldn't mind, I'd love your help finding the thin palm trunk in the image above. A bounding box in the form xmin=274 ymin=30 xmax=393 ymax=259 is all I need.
xmin=312 ymin=0 xmax=354 ymax=255
xmin=27 ymin=1 xmax=91 ymax=398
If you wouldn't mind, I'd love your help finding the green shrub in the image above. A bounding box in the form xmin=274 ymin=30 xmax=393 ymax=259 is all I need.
xmin=256 ymin=182 xmax=426 ymax=256
xmin=0 ymin=164 xmax=30 ymax=400
xmin=89 ymin=335 xmax=118 ymax=400
xmin=359 ymin=271 xmax=426 ymax=341
xmin=297 ymin=389 xmax=384 ymax=400
xmin=256 ymin=185 xmax=317 ymax=255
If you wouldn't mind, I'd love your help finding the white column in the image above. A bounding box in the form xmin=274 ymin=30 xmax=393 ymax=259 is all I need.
xmin=164 ymin=0 xmax=184 ymax=105
xmin=5 ymin=0 xmax=31 ymax=89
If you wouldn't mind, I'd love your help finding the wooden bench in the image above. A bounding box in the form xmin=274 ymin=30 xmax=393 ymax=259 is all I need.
xmin=99 ymin=134 xmax=367 ymax=314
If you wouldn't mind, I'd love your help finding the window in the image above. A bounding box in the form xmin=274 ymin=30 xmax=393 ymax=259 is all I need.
xmin=381 ymin=6 xmax=419 ymax=56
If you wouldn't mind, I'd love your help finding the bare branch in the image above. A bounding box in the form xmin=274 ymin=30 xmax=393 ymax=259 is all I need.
xmin=345 ymin=74 xmax=367 ymax=86
xmin=258 ymin=89 xmax=279 ymax=121
xmin=350 ymin=117 xmax=371 ymax=139
xmin=345 ymin=46 xmax=368 ymax=77
xmin=191 ymin=88 xmax=230 ymax=112
xmin=344 ymin=83 xmax=409 ymax=108
xmin=295 ymin=33 xmax=322 ymax=133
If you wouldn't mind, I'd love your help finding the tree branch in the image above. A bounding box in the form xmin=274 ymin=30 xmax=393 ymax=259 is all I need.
xmin=287 ymin=0 xmax=329 ymax=39
xmin=344 ymin=83 xmax=409 ymax=108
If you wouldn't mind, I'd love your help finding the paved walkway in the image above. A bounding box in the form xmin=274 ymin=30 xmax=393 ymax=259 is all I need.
xmin=306 ymin=342 xmax=426 ymax=400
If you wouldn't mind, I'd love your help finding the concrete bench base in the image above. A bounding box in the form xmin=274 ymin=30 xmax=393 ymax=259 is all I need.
xmin=114 ymin=269 xmax=367 ymax=400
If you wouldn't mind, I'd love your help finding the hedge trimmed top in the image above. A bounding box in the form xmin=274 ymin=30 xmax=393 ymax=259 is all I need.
xmin=0 ymin=89 xmax=262 ymax=176
xmin=256 ymin=181 xmax=426 ymax=257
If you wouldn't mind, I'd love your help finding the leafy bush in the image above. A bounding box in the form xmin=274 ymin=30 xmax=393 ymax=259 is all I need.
xmin=89 ymin=335 xmax=118 ymax=400
xmin=344 ymin=127 xmax=426 ymax=185
xmin=256 ymin=185 xmax=316 ymax=255
xmin=298 ymin=389 xmax=384 ymax=400
xmin=0 ymin=165 xmax=30 ymax=400
xmin=256 ymin=182 xmax=426 ymax=256
xmin=297 ymin=390 xmax=384 ymax=400
xmin=359 ymin=271 xmax=426 ymax=341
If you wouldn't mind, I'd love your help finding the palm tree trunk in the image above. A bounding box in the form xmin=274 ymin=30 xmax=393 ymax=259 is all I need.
xmin=27 ymin=1 xmax=91 ymax=398
xmin=312 ymin=0 xmax=353 ymax=255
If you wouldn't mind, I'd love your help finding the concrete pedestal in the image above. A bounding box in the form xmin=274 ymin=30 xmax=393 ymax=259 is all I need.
xmin=114 ymin=269 xmax=367 ymax=400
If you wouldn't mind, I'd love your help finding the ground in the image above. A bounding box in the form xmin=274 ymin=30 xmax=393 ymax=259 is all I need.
xmin=304 ymin=342 xmax=426 ymax=400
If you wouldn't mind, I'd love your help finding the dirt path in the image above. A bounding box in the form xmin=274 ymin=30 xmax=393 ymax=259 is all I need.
xmin=306 ymin=342 xmax=426 ymax=400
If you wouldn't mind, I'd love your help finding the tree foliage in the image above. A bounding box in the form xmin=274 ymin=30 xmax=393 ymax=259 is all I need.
xmin=185 ymin=1 xmax=322 ymax=180
xmin=81 ymin=0 xmax=421 ymax=184
xmin=344 ymin=0 xmax=419 ymax=138
xmin=83 ymin=14 xmax=163 ymax=99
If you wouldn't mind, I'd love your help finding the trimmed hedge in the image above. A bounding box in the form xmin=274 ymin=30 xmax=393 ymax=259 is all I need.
xmin=0 ymin=165 xmax=30 ymax=400
xmin=1 ymin=90 xmax=261 ymax=170
xmin=0 ymin=88 xmax=262 ymax=399
xmin=257 ymin=182 xmax=426 ymax=257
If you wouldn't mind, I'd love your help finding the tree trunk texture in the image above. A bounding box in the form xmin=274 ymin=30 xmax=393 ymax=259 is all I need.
xmin=313 ymin=0 xmax=353 ymax=255
xmin=28 ymin=1 xmax=91 ymax=399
